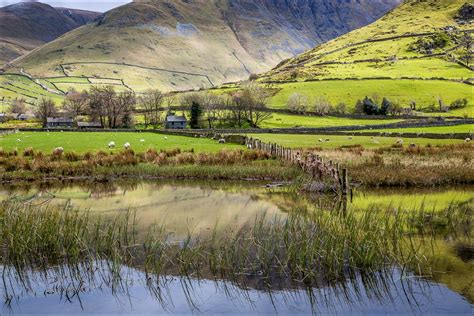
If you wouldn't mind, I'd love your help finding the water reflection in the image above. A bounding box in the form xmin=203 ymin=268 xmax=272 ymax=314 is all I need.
xmin=1 ymin=262 xmax=471 ymax=314
xmin=0 ymin=181 xmax=472 ymax=313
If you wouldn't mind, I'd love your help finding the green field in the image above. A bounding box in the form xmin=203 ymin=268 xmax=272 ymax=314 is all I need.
xmin=261 ymin=113 xmax=403 ymax=128
xmin=0 ymin=132 xmax=243 ymax=153
xmin=352 ymin=188 xmax=474 ymax=212
xmin=248 ymin=134 xmax=465 ymax=149
xmin=0 ymin=74 xmax=64 ymax=105
xmin=267 ymin=80 xmax=474 ymax=116
xmin=359 ymin=124 xmax=473 ymax=134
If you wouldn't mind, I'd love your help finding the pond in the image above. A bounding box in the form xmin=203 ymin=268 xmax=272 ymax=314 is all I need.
xmin=0 ymin=181 xmax=472 ymax=314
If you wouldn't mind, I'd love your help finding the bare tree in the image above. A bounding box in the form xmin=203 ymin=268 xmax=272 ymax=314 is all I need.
xmin=313 ymin=96 xmax=332 ymax=116
xmin=88 ymin=86 xmax=116 ymax=128
xmin=9 ymin=98 xmax=26 ymax=114
xmin=140 ymin=89 xmax=163 ymax=128
xmin=113 ymin=91 xmax=136 ymax=128
xmin=233 ymin=83 xmax=272 ymax=128
xmin=34 ymin=98 xmax=57 ymax=127
xmin=62 ymin=88 xmax=88 ymax=122
xmin=287 ymin=93 xmax=309 ymax=114
xmin=460 ymin=32 xmax=473 ymax=67
xmin=87 ymin=86 xmax=135 ymax=128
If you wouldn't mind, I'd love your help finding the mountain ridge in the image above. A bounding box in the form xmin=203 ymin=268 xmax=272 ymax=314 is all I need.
xmin=0 ymin=2 xmax=99 ymax=65
xmin=5 ymin=0 xmax=401 ymax=92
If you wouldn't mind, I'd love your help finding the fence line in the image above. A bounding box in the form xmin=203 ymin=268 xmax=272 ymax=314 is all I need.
xmin=245 ymin=137 xmax=350 ymax=195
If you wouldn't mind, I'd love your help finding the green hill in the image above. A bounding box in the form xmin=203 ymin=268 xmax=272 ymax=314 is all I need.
xmin=2 ymin=0 xmax=399 ymax=96
xmin=259 ymin=0 xmax=474 ymax=117
xmin=0 ymin=2 xmax=98 ymax=66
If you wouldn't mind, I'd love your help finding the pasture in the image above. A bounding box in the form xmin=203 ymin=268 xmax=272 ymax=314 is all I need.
xmin=248 ymin=133 xmax=466 ymax=149
xmin=358 ymin=124 xmax=473 ymax=134
xmin=260 ymin=113 xmax=403 ymax=128
xmin=267 ymin=80 xmax=474 ymax=116
xmin=0 ymin=132 xmax=242 ymax=154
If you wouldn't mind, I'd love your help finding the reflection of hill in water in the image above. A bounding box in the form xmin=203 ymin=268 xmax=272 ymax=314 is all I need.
xmin=0 ymin=181 xmax=287 ymax=240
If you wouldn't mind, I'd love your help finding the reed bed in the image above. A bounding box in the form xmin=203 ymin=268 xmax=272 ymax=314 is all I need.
xmin=0 ymin=148 xmax=301 ymax=181
xmin=304 ymin=143 xmax=474 ymax=186
xmin=0 ymin=200 xmax=471 ymax=289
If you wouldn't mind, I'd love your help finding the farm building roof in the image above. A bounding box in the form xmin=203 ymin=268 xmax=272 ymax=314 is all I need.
xmin=47 ymin=117 xmax=73 ymax=123
xmin=166 ymin=115 xmax=187 ymax=122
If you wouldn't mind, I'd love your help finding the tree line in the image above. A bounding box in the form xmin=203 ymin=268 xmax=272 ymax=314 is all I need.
xmin=7 ymin=83 xmax=274 ymax=129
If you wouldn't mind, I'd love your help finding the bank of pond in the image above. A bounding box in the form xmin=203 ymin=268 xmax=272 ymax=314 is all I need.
xmin=0 ymin=180 xmax=472 ymax=313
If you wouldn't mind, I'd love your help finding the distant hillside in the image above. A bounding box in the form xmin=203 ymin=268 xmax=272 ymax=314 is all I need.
xmin=4 ymin=0 xmax=401 ymax=92
xmin=0 ymin=2 xmax=99 ymax=65
xmin=256 ymin=0 xmax=473 ymax=117
xmin=261 ymin=0 xmax=473 ymax=82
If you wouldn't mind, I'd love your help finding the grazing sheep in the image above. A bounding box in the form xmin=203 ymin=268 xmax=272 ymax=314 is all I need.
xmin=140 ymin=139 xmax=145 ymax=142
xmin=16 ymin=139 xmax=21 ymax=142
xmin=466 ymin=138 xmax=471 ymax=143
xmin=325 ymin=138 xmax=330 ymax=142
xmin=108 ymin=141 xmax=116 ymax=149
xmin=124 ymin=142 xmax=131 ymax=149
xmin=218 ymin=139 xmax=226 ymax=144
xmin=164 ymin=137 xmax=168 ymax=140
xmin=318 ymin=138 xmax=324 ymax=143
xmin=348 ymin=136 xmax=353 ymax=140
xmin=53 ymin=147 xmax=64 ymax=155
xmin=396 ymin=139 xmax=404 ymax=145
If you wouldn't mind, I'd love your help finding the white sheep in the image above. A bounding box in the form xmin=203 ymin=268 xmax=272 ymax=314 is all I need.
xmin=396 ymin=139 xmax=404 ymax=145
xmin=465 ymin=138 xmax=471 ymax=143
xmin=218 ymin=139 xmax=226 ymax=144
xmin=164 ymin=137 xmax=168 ymax=140
xmin=108 ymin=141 xmax=116 ymax=149
xmin=124 ymin=142 xmax=131 ymax=149
xmin=318 ymin=138 xmax=324 ymax=143
xmin=140 ymin=139 xmax=145 ymax=142
xmin=16 ymin=138 xmax=21 ymax=142
xmin=53 ymin=147 xmax=64 ymax=155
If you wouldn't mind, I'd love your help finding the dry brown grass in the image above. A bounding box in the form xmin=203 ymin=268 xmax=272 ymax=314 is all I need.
xmin=302 ymin=143 xmax=474 ymax=186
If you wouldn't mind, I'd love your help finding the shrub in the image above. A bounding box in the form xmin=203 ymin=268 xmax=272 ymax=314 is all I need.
xmin=450 ymin=98 xmax=468 ymax=109
xmin=362 ymin=97 xmax=379 ymax=115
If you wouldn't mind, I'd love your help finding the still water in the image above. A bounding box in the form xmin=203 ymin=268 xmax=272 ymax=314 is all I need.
xmin=0 ymin=181 xmax=472 ymax=314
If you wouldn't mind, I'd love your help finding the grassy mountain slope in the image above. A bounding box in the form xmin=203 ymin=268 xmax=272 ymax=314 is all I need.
xmin=259 ymin=0 xmax=473 ymax=116
xmin=0 ymin=2 xmax=99 ymax=66
xmin=3 ymin=0 xmax=400 ymax=94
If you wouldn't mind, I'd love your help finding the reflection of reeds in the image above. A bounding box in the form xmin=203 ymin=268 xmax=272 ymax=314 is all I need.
xmin=0 ymin=200 xmax=470 ymax=286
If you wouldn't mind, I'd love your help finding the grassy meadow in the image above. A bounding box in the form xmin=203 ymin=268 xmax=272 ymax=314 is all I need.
xmin=0 ymin=132 xmax=242 ymax=154
xmin=249 ymin=134 xmax=466 ymax=149
xmin=260 ymin=113 xmax=403 ymax=128
xmin=358 ymin=124 xmax=474 ymax=134
xmin=266 ymin=80 xmax=474 ymax=116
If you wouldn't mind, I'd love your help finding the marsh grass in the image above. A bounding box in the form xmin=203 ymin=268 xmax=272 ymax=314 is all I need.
xmin=0 ymin=149 xmax=296 ymax=181
xmin=0 ymin=200 xmax=470 ymax=290
xmin=306 ymin=143 xmax=474 ymax=186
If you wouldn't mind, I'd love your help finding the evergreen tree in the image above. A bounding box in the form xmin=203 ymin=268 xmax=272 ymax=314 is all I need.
xmin=362 ymin=97 xmax=379 ymax=115
xmin=190 ymin=101 xmax=202 ymax=129
xmin=380 ymin=97 xmax=392 ymax=115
